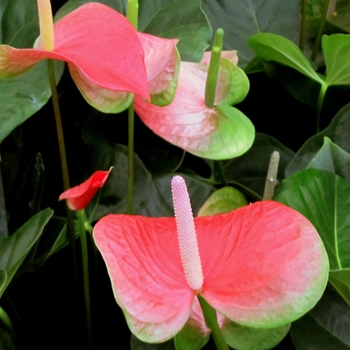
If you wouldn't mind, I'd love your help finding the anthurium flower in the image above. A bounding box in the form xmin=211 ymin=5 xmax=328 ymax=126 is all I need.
xmin=134 ymin=52 xmax=255 ymax=159
xmin=93 ymin=175 xmax=329 ymax=343
xmin=0 ymin=2 xmax=150 ymax=111
xmin=59 ymin=169 xmax=111 ymax=210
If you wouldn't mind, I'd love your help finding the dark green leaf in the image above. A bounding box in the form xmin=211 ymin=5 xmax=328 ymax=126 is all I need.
xmin=0 ymin=327 xmax=15 ymax=350
xmin=222 ymin=132 xmax=294 ymax=199
xmin=29 ymin=216 xmax=80 ymax=268
xmin=131 ymin=334 xmax=175 ymax=350
xmin=0 ymin=208 xmax=53 ymax=297
xmin=0 ymin=0 xmax=64 ymax=143
xmin=305 ymin=0 xmax=350 ymax=36
xmin=139 ymin=173 xmax=215 ymax=217
xmin=262 ymin=60 xmax=322 ymax=107
xmin=85 ymin=144 xmax=152 ymax=222
xmin=202 ymin=0 xmax=301 ymax=68
xmin=138 ymin=0 xmax=211 ymax=62
xmin=329 ymin=270 xmax=350 ymax=306
xmin=1 ymin=0 xmax=38 ymax=46
xmin=286 ymin=102 xmax=350 ymax=177
xmin=306 ymin=137 xmax=350 ymax=182
xmin=0 ymin=270 xmax=6 ymax=292
xmin=290 ymin=287 xmax=350 ymax=349
xmin=55 ymin=0 xmax=127 ymax=21
xmin=274 ymin=168 xmax=350 ymax=304
xmin=0 ymin=165 xmax=7 ymax=237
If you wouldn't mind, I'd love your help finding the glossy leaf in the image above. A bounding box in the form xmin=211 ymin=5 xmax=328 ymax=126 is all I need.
xmin=0 ymin=270 xmax=6 ymax=293
xmin=0 ymin=208 xmax=53 ymax=297
xmin=202 ymin=0 xmax=301 ymax=68
xmin=138 ymin=174 xmax=215 ymax=218
xmin=286 ymin=102 xmax=350 ymax=177
xmin=0 ymin=60 xmax=64 ymax=143
xmin=134 ymin=58 xmax=254 ymax=160
xmin=290 ymin=287 xmax=350 ymax=349
xmin=306 ymin=137 xmax=350 ymax=181
xmin=221 ymin=132 xmax=294 ymax=199
xmin=85 ymin=144 xmax=152 ymax=222
xmin=0 ymin=165 xmax=7 ymax=237
xmin=247 ymin=33 xmax=323 ymax=84
xmin=0 ymin=0 xmax=64 ymax=143
xmin=274 ymin=168 xmax=350 ymax=304
xmin=174 ymin=300 xmax=210 ymax=350
xmin=197 ymin=186 xmax=247 ymax=216
xmin=31 ymin=216 xmax=80 ymax=266
xmin=323 ymin=34 xmax=350 ymax=86
xmin=1 ymin=0 xmax=38 ymax=46
xmin=94 ymin=199 xmax=328 ymax=342
xmin=138 ymin=0 xmax=211 ymax=62
xmin=55 ymin=0 xmax=126 ymax=20
xmin=222 ymin=320 xmax=290 ymax=350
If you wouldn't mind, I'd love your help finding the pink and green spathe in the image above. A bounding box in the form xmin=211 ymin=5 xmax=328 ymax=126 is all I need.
xmin=0 ymin=1 xmax=182 ymax=113
xmin=93 ymin=175 xmax=329 ymax=343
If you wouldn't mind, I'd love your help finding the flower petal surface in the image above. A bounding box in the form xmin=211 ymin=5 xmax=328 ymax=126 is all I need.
xmin=134 ymin=60 xmax=254 ymax=159
xmin=198 ymin=200 xmax=329 ymax=327
xmin=59 ymin=170 xmax=110 ymax=210
xmin=93 ymin=214 xmax=195 ymax=342
xmin=0 ymin=3 xmax=149 ymax=98
xmin=138 ymin=33 xmax=180 ymax=106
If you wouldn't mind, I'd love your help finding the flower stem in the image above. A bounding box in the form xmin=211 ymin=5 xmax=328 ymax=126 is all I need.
xmin=311 ymin=0 xmax=331 ymax=62
xmin=299 ymin=0 xmax=307 ymax=51
xmin=126 ymin=99 xmax=135 ymax=215
xmin=127 ymin=0 xmax=138 ymax=29
xmin=263 ymin=151 xmax=280 ymax=200
xmin=205 ymin=28 xmax=224 ymax=108
xmin=316 ymin=82 xmax=327 ymax=133
xmin=77 ymin=209 xmax=92 ymax=350
xmin=198 ymin=295 xmax=229 ymax=350
xmin=217 ymin=161 xmax=227 ymax=186
xmin=47 ymin=59 xmax=79 ymax=277
xmin=126 ymin=0 xmax=139 ymax=215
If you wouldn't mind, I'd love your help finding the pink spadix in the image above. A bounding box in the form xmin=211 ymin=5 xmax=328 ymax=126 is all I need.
xmin=171 ymin=175 xmax=204 ymax=291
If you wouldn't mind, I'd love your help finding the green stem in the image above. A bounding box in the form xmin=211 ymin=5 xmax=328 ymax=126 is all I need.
xmin=47 ymin=59 xmax=79 ymax=279
xmin=77 ymin=209 xmax=92 ymax=350
xmin=263 ymin=151 xmax=280 ymax=200
xmin=316 ymin=83 xmax=328 ymax=133
xmin=126 ymin=99 xmax=135 ymax=215
xmin=126 ymin=0 xmax=138 ymax=215
xmin=0 ymin=306 xmax=19 ymax=349
xmin=217 ymin=161 xmax=227 ymax=187
xmin=205 ymin=28 xmax=224 ymax=108
xmin=198 ymin=295 xmax=229 ymax=350
xmin=299 ymin=0 xmax=307 ymax=51
xmin=311 ymin=0 xmax=331 ymax=62
xmin=127 ymin=0 xmax=138 ymax=29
